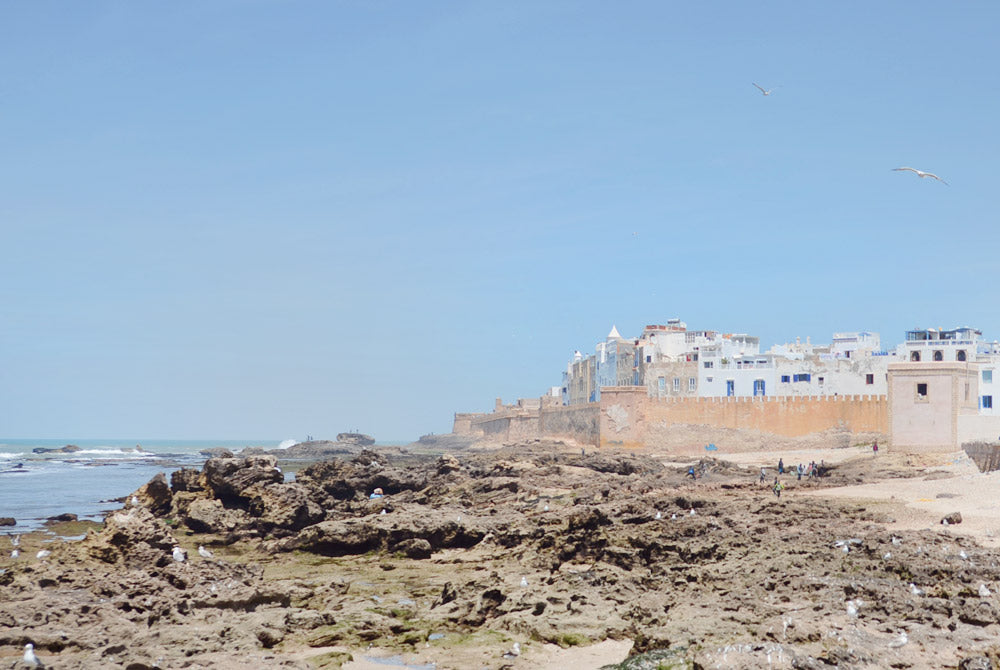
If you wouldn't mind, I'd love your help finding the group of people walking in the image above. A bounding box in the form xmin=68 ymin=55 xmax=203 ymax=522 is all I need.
xmin=760 ymin=458 xmax=826 ymax=499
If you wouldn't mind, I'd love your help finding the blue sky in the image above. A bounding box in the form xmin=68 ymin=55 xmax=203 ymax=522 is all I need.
xmin=2 ymin=2 xmax=998 ymax=441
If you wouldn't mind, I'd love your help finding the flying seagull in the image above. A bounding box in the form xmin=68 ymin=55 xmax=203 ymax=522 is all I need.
xmin=752 ymin=83 xmax=776 ymax=96
xmin=893 ymin=167 xmax=948 ymax=185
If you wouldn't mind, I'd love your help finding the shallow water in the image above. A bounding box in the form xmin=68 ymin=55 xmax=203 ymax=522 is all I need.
xmin=0 ymin=438 xmax=277 ymax=531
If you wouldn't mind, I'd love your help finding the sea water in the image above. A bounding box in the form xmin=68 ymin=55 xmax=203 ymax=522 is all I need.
xmin=0 ymin=438 xmax=280 ymax=532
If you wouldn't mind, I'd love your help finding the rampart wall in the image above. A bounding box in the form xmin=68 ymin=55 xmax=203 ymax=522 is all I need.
xmin=456 ymin=388 xmax=889 ymax=452
xmin=599 ymin=387 xmax=888 ymax=450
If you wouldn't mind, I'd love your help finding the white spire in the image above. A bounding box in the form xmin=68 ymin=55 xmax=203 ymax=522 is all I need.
xmin=608 ymin=325 xmax=623 ymax=340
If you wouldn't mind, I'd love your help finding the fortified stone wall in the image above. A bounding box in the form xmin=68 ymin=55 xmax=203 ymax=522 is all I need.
xmin=599 ymin=387 xmax=888 ymax=450
xmin=537 ymin=403 xmax=600 ymax=446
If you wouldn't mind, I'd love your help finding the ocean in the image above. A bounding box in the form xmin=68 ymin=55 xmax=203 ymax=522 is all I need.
xmin=0 ymin=438 xmax=284 ymax=532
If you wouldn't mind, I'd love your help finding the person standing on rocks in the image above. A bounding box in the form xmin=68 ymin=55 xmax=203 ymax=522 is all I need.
xmin=759 ymin=467 xmax=767 ymax=484
xmin=797 ymin=463 xmax=803 ymax=481
xmin=773 ymin=478 xmax=784 ymax=499
xmin=778 ymin=458 xmax=785 ymax=475
xmin=873 ymin=440 xmax=879 ymax=457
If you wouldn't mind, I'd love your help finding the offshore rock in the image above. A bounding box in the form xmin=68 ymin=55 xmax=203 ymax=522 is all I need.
xmin=336 ymin=432 xmax=375 ymax=447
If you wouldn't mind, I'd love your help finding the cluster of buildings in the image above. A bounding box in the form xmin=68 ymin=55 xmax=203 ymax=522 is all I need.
xmin=455 ymin=319 xmax=1000 ymax=454
xmin=559 ymin=319 xmax=1000 ymax=420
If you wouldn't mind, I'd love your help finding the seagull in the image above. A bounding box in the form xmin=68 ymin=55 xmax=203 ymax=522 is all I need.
xmin=36 ymin=549 xmax=51 ymax=560
xmin=520 ymin=576 xmax=528 ymax=588
xmin=131 ymin=495 xmax=140 ymax=506
xmin=655 ymin=511 xmax=662 ymax=520
xmin=198 ymin=545 xmax=214 ymax=559
xmin=888 ymin=631 xmax=908 ymax=648
xmin=893 ymin=167 xmax=948 ymax=185
xmin=172 ymin=546 xmax=186 ymax=562
xmin=979 ymin=584 xmax=992 ymax=597
xmin=10 ymin=534 xmax=20 ymax=547
xmin=689 ymin=509 xmax=696 ymax=516
xmin=23 ymin=643 xmax=44 ymax=668
xmin=503 ymin=642 xmax=521 ymax=658
xmin=909 ymin=583 xmax=924 ymax=596
xmin=752 ymin=83 xmax=776 ymax=96
xmin=10 ymin=549 xmax=19 ymax=559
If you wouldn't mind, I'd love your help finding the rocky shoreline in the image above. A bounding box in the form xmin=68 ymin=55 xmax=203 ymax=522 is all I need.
xmin=2 ymin=443 xmax=1000 ymax=668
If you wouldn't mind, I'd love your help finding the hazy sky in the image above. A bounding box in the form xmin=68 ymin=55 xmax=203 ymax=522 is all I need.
xmin=2 ymin=3 xmax=998 ymax=442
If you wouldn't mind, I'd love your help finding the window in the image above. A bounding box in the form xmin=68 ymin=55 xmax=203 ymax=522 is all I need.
xmin=706 ymin=376 xmax=713 ymax=383
xmin=984 ymin=396 xmax=994 ymax=409
xmin=793 ymin=373 xmax=811 ymax=382
xmin=911 ymin=351 xmax=921 ymax=362
xmin=753 ymin=379 xmax=765 ymax=396
xmin=726 ymin=380 xmax=735 ymax=396
xmin=933 ymin=350 xmax=944 ymax=361
xmin=984 ymin=370 xmax=993 ymax=384
xmin=818 ymin=377 xmax=825 ymax=386
xmin=916 ymin=383 xmax=928 ymax=400
xmin=957 ymin=350 xmax=967 ymax=362
xmin=688 ymin=377 xmax=696 ymax=392
xmin=703 ymin=361 xmax=713 ymax=369
xmin=673 ymin=377 xmax=680 ymax=392
xmin=657 ymin=377 xmax=666 ymax=394
xmin=866 ymin=374 xmax=874 ymax=385
xmin=646 ymin=355 xmax=652 ymax=363
xmin=781 ymin=375 xmax=791 ymax=383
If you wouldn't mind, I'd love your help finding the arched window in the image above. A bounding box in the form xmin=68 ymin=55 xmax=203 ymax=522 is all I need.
xmin=957 ymin=350 xmax=967 ymax=362
xmin=911 ymin=351 xmax=921 ymax=362
xmin=933 ymin=350 xmax=944 ymax=361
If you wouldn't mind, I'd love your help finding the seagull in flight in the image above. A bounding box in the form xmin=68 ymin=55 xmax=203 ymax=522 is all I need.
xmin=893 ymin=167 xmax=948 ymax=185
xmin=752 ymin=83 xmax=776 ymax=96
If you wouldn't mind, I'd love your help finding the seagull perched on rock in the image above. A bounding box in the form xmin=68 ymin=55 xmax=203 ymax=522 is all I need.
xmin=10 ymin=548 xmax=19 ymax=559
xmin=752 ymin=82 xmax=776 ymax=96
xmin=893 ymin=166 xmax=948 ymax=185
xmin=888 ymin=631 xmax=908 ymax=648
xmin=35 ymin=549 xmax=51 ymax=560
xmin=23 ymin=643 xmax=44 ymax=668
xmin=10 ymin=534 xmax=20 ymax=547
xmin=503 ymin=642 xmax=521 ymax=658
xmin=198 ymin=545 xmax=214 ymax=559
xmin=172 ymin=546 xmax=186 ymax=562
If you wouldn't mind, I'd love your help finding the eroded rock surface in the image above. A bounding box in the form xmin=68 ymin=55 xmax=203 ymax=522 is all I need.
xmin=4 ymin=446 xmax=1000 ymax=669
